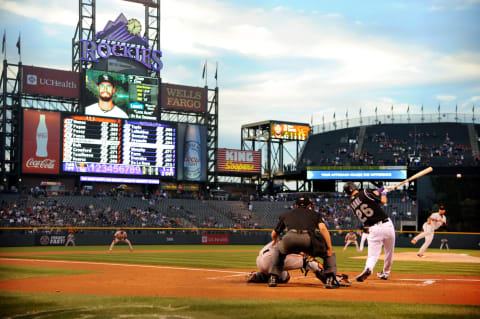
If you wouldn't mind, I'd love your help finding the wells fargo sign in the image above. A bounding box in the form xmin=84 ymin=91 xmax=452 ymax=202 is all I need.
xmin=161 ymin=83 xmax=207 ymax=113
xmin=217 ymin=149 xmax=261 ymax=174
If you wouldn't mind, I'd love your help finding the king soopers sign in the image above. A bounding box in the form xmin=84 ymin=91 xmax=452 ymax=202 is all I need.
xmin=80 ymin=14 xmax=163 ymax=71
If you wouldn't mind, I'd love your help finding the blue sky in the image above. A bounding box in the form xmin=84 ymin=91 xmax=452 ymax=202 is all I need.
xmin=1 ymin=0 xmax=479 ymax=149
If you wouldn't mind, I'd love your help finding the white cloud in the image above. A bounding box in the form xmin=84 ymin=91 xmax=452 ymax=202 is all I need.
xmin=2 ymin=0 xmax=478 ymax=147
xmin=436 ymin=95 xmax=457 ymax=102
xmin=0 ymin=0 xmax=77 ymax=26
xmin=428 ymin=5 xmax=444 ymax=11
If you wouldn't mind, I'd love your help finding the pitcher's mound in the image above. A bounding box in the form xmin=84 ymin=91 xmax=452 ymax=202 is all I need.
xmin=352 ymin=252 xmax=480 ymax=263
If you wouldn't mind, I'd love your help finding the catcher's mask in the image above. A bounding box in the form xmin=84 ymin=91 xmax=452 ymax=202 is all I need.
xmin=343 ymin=182 xmax=357 ymax=196
xmin=296 ymin=196 xmax=313 ymax=208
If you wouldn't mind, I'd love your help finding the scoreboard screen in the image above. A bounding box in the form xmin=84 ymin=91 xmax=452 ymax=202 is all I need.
xmin=84 ymin=69 xmax=159 ymax=121
xmin=62 ymin=115 xmax=175 ymax=177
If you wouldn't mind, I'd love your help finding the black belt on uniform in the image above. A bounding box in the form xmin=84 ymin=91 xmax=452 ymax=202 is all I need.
xmin=289 ymin=229 xmax=309 ymax=234
xmin=368 ymin=218 xmax=390 ymax=227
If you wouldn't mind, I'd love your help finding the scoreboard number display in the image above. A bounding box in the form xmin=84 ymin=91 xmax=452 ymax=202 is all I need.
xmin=62 ymin=115 xmax=175 ymax=177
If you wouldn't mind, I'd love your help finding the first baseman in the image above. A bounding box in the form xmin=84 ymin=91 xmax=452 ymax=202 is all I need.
xmin=411 ymin=205 xmax=446 ymax=257
xmin=344 ymin=183 xmax=395 ymax=281
xmin=109 ymin=229 xmax=134 ymax=252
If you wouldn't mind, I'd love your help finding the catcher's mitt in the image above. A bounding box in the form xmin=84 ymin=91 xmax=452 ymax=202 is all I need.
xmin=301 ymin=255 xmax=323 ymax=277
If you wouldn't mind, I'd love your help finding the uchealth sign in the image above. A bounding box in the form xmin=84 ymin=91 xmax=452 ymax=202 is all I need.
xmin=22 ymin=66 xmax=80 ymax=99
xmin=217 ymin=149 xmax=261 ymax=174
xmin=161 ymin=83 xmax=207 ymax=113
xmin=22 ymin=110 xmax=60 ymax=174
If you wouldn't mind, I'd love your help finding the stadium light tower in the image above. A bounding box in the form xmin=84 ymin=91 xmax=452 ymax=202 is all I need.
xmin=241 ymin=120 xmax=310 ymax=194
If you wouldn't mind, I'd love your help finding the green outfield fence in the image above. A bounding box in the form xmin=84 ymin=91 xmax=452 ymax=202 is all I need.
xmin=0 ymin=227 xmax=479 ymax=249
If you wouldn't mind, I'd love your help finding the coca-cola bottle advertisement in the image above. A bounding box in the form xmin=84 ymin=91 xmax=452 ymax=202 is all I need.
xmin=22 ymin=109 xmax=60 ymax=174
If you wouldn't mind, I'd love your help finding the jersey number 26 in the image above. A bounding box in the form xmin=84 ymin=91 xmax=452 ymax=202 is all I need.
xmin=355 ymin=204 xmax=374 ymax=223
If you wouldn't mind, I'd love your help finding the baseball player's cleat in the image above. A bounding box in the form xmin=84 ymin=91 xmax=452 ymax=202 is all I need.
xmin=315 ymin=269 xmax=327 ymax=283
xmin=268 ymin=275 xmax=278 ymax=287
xmin=411 ymin=239 xmax=417 ymax=245
xmin=337 ymin=273 xmax=351 ymax=284
xmin=377 ymin=272 xmax=389 ymax=280
xmin=246 ymin=272 xmax=256 ymax=282
xmin=417 ymin=253 xmax=426 ymax=258
xmin=356 ymin=268 xmax=371 ymax=282
xmin=324 ymin=274 xmax=340 ymax=289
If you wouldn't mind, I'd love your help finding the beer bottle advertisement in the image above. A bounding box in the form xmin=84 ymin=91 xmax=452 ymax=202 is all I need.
xmin=178 ymin=123 xmax=206 ymax=181
xmin=22 ymin=109 xmax=61 ymax=174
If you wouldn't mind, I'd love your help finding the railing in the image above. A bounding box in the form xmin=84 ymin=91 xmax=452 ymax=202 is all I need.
xmin=313 ymin=113 xmax=479 ymax=134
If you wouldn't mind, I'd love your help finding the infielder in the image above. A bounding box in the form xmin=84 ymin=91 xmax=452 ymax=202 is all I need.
xmin=343 ymin=231 xmax=359 ymax=251
xmin=344 ymin=183 xmax=395 ymax=281
xmin=109 ymin=229 xmax=134 ymax=252
xmin=65 ymin=232 xmax=76 ymax=247
xmin=246 ymin=241 xmax=324 ymax=283
xmin=440 ymin=238 xmax=449 ymax=250
xmin=411 ymin=205 xmax=446 ymax=257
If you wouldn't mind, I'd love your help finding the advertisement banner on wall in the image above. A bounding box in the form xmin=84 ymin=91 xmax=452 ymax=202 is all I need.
xmin=161 ymin=83 xmax=207 ymax=113
xmin=22 ymin=66 xmax=80 ymax=99
xmin=201 ymin=234 xmax=229 ymax=245
xmin=217 ymin=148 xmax=261 ymax=174
xmin=177 ymin=123 xmax=207 ymax=182
xmin=22 ymin=110 xmax=61 ymax=174
xmin=37 ymin=235 xmax=67 ymax=246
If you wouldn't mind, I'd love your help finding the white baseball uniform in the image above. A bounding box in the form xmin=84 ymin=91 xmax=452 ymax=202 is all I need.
xmin=343 ymin=233 xmax=359 ymax=251
xmin=359 ymin=231 xmax=368 ymax=252
xmin=109 ymin=230 xmax=133 ymax=251
xmin=413 ymin=212 xmax=446 ymax=256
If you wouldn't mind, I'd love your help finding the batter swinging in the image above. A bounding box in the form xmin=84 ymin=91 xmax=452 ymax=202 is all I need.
xmin=344 ymin=183 xmax=395 ymax=281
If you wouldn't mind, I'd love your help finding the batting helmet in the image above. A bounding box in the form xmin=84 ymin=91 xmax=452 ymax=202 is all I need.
xmin=296 ymin=196 xmax=313 ymax=208
xmin=343 ymin=182 xmax=357 ymax=196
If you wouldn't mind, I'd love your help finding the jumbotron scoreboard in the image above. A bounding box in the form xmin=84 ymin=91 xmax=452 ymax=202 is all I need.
xmin=62 ymin=115 xmax=175 ymax=177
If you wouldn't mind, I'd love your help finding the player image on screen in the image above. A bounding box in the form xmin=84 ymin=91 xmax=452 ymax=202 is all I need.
xmin=84 ymin=70 xmax=159 ymax=121
xmin=85 ymin=73 xmax=128 ymax=119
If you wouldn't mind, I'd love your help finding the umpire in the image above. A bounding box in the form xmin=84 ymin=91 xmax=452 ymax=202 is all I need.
xmin=268 ymin=196 xmax=337 ymax=288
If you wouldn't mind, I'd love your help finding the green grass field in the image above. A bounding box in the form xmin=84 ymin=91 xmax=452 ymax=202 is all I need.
xmin=1 ymin=245 xmax=479 ymax=319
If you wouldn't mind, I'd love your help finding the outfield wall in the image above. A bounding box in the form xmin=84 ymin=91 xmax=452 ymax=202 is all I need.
xmin=0 ymin=229 xmax=479 ymax=249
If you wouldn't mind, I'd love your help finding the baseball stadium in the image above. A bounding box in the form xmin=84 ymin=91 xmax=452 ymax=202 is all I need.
xmin=1 ymin=1 xmax=479 ymax=318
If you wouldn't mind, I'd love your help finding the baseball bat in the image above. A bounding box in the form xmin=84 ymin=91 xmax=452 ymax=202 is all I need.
xmin=390 ymin=166 xmax=433 ymax=191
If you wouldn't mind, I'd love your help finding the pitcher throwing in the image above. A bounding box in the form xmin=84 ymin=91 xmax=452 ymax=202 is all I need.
xmin=411 ymin=205 xmax=446 ymax=257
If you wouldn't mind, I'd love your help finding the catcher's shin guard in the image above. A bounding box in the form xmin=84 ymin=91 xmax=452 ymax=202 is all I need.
xmin=322 ymin=252 xmax=337 ymax=274
xmin=315 ymin=269 xmax=326 ymax=284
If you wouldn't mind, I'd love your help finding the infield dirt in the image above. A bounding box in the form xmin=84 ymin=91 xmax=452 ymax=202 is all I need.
xmin=0 ymin=251 xmax=479 ymax=305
